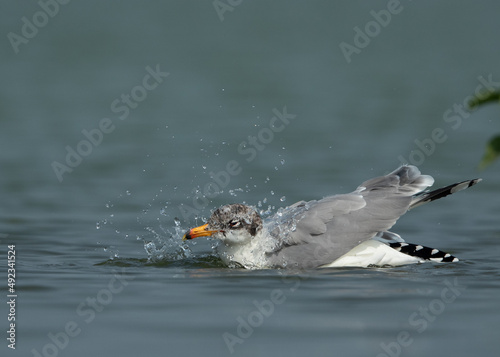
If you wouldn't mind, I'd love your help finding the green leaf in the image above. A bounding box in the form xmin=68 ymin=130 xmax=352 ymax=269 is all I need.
xmin=479 ymin=135 xmax=500 ymax=169
xmin=469 ymin=90 xmax=500 ymax=109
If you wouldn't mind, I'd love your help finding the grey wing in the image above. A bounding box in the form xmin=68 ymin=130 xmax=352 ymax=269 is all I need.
xmin=266 ymin=165 xmax=434 ymax=268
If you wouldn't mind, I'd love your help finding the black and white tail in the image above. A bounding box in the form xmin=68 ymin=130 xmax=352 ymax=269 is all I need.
xmin=389 ymin=242 xmax=458 ymax=262
xmin=410 ymin=178 xmax=482 ymax=210
xmin=391 ymin=177 xmax=481 ymax=263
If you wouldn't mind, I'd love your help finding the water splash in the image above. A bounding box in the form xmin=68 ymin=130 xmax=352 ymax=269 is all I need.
xmin=142 ymin=220 xmax=193 ymax=264
xmin=229 ymin=188 xmax=244 ymax=197
xmin=264 ymin=201 xmax=309 ymax=240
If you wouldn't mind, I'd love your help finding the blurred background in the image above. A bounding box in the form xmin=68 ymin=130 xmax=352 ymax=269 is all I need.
xmin=1 ymin=1 xmax=499 ymax=356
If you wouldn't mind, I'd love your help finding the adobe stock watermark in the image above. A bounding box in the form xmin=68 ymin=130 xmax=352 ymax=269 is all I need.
xmin=339 ymin=0 xmax=407 ymax=64
xmin=223 ymin=288 xmax=286 ymax=354
xmin=30 ymin=268 xmax=134 ymax=357
xmin=222 ymin=215 xmax=369 ymax=353
xmin=7 ymin=0 xmax=71 ymax=54
xmin=223 ymin=261 xmax=316 ymax=353
xmin=178 ymin=106 xmax=296 ymax=221
xmin=213 ymin=0 xmax=244 ymax=22
xmin=376 ymin=277 xmax=465 ymax=357
xmin=51 ymin=64 xmax=169 ymax=182
xmin=398 ymin=74 xmax=500 ymax=166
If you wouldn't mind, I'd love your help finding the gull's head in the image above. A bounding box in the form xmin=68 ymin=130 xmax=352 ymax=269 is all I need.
xmin=183 ymin=204 xmax=262 ymax=245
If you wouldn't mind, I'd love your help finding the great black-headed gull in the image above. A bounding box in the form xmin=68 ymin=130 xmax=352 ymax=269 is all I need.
xmin=183 ymin=165 xmax=480 ymax=269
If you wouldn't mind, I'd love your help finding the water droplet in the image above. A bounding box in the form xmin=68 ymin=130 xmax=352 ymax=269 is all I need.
xmin=280 ymin=159 xmax=285 ymax=165
xmin=96 ymin=222 xmax=101 ymax=230
xmin=126 ymin=190 xmax=131 ymax=196
xmin=274 ymin=166 xmax=278 ymax=171
xmin=174 ymin=217 xmax=181 ymax=227
xmin=280 ymin=196 xmax=286 ymax=202
xmin=160 ymin=207 xmax=167 ymax=216
xmin=270 ymin=191 xmax=275 ymax=195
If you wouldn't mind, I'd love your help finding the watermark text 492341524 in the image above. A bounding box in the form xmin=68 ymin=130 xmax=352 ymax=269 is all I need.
xmin=7 ymin=244 xmax=17 ymax=350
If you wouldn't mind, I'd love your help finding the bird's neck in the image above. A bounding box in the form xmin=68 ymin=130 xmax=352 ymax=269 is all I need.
xmin=217 ymin=229 xmax=274 ymax=269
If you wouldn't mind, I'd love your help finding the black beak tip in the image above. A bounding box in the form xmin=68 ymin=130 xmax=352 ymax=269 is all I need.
xmin=182 ymin=229 xmax=192 ymax=241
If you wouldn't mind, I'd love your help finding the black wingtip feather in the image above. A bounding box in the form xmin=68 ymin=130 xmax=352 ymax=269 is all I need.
xmin=410 ymin=178 xmax=481 ymax=209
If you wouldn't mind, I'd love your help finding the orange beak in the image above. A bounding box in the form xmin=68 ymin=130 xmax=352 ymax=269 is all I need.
xmin=182 ymin=223 xmax=219 ymax=241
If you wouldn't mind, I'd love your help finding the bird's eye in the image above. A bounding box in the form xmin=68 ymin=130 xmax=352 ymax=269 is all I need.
xmin=229 ymin=220 xmax=241 ymax=228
